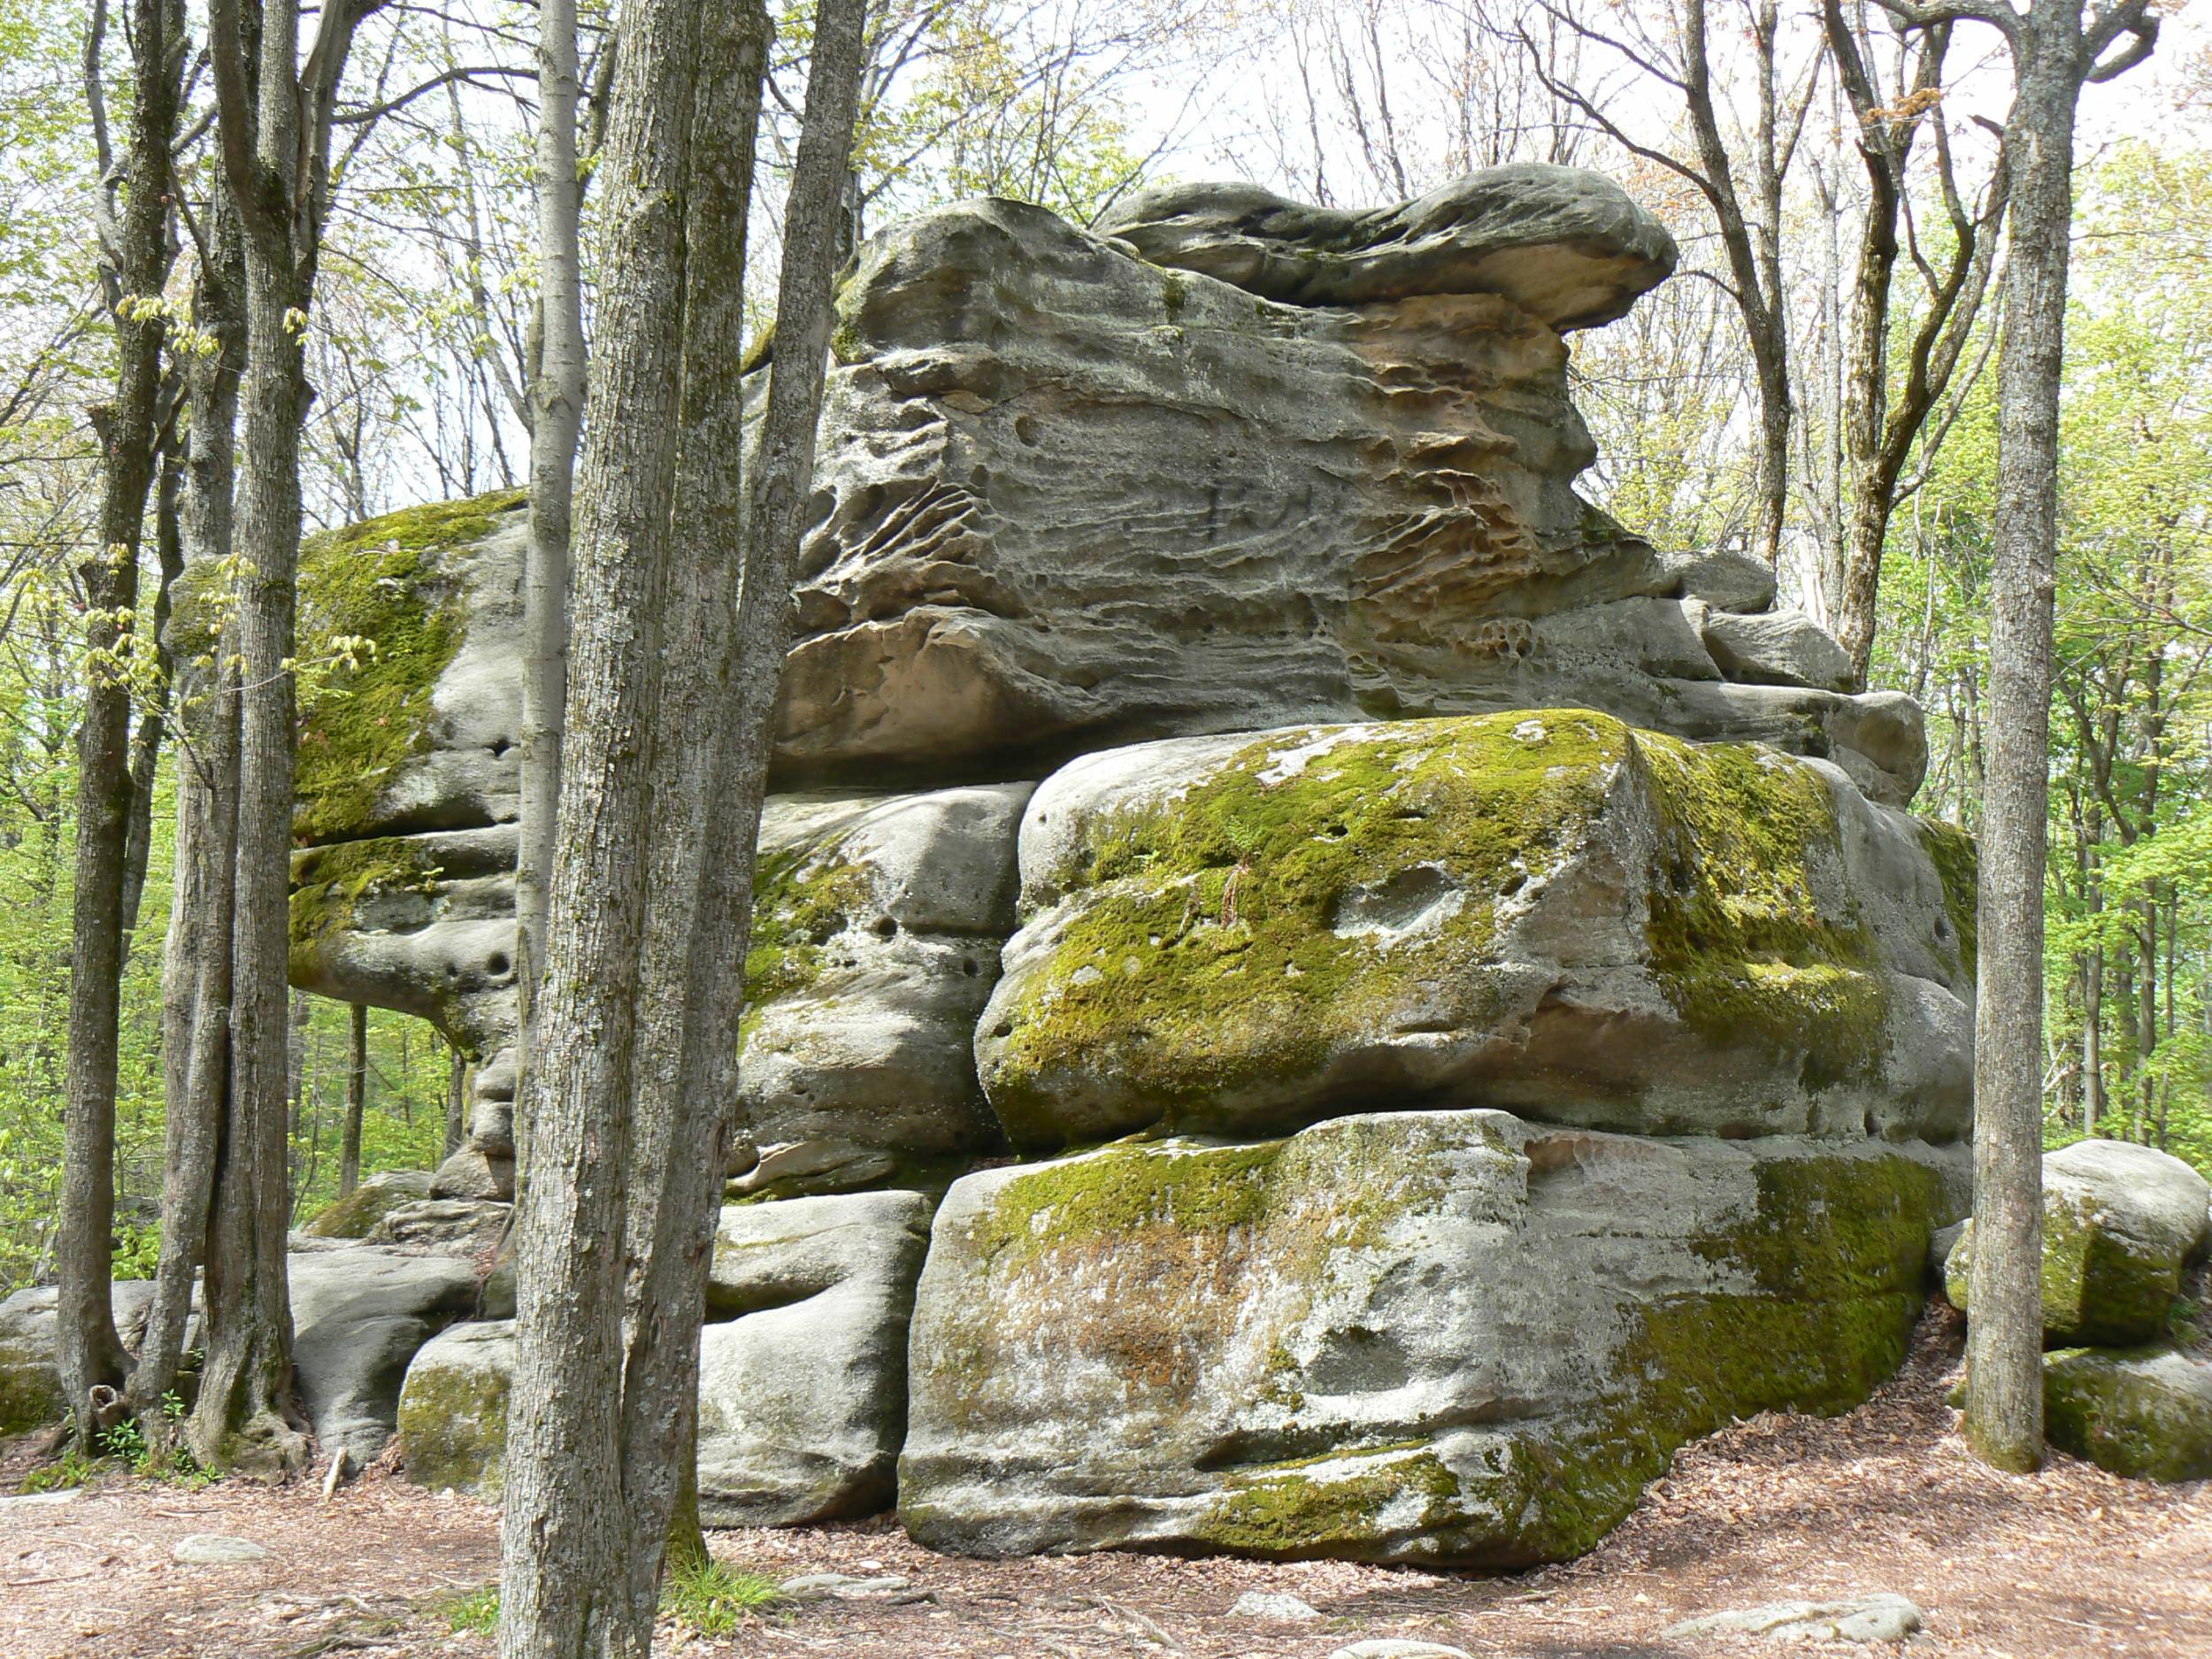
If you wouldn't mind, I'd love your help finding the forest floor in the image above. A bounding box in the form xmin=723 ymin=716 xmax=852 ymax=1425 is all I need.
xmin=2 ymin=1309 xmax=2208 ymax=1659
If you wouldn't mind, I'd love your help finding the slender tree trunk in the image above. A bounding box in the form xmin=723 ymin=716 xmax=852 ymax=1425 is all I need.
xmin=340 ymin=1002 xmax=368 ymax=1198
xmin=194 ymin=0 xmax=315 ymax=1475
xmin=515 ymin=0 xmax=587 ymax=1087
xmin=120 ymin=411 xmax=184 ymax=941
xmin=134 ymin=188 xmax=247 ymax=1427
xmin=445 ymin=1044 xmax=469 ymax=1158
xmin=502 ymin=3 xmax=702 ymax=1649
xmin=1964 ymin=8 xmax=2088 ymax=1477
xmin=59 ymin=0 xmax=185 ymax=1445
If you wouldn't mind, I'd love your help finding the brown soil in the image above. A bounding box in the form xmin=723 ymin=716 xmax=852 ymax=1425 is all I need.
xmin=4 ymin=1309 xmax=2207 ymax=1659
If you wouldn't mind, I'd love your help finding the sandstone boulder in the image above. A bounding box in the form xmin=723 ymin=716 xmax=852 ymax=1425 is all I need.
xmin=976 ymin=710 xmax=1974 ymax=1148
xmin=733 ymin=787 xmax=1030 ymax=1195
xmin=396 ymin=1193 xmax=935 ymax=1521
xmin=289 ymin=1246 xmax=479 ymax=1461
xmin=900 ymin=1109 xmax=1966 ymax=1564
xmin=780 ymin=194 xmax=1924 ymax=803
xmin=3 ymin=1247 xmax=471 ymax=1460
xmin=2043 ymin=1346 xmax=2212 ymax=1482
xmin=696 ymin=1190 xmax=935 ymax=1524
xmin=1092 ymin=165 xmax=1677 ymax=328
xmin=1946 ymin=1139 xmax=2211 ymax=1344
xmin=300 ymin=1170 xmax=434 ymax=1240
xmin=396 ymin=1318 xmax=512 ymax=1496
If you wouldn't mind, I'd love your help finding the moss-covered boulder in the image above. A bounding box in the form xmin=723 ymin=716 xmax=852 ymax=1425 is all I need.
xmin=2044 ymin=1346 xmax=2212 ymax=1482
xmin=899 ymin=1109 xmax=1967 ymax=1565
xmin=300 ymin=1170 xmax=435 ymax=1240
xmin=977 ymin=710 xmax=1974 ymax=1148
xmin=396 ymin=1319 xmax=513 ymax=1496
xmin=1946 ymin=1140 xmax=2211 ymax=1345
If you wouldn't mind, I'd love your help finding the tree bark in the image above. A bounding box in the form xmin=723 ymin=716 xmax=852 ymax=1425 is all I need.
xmin=611 ymin=0 xmax=772 ymax=1623
xmin=59 ymin=0 xmax=185 ymax=1448
xmin=500 ymin=2 xmax=702 ymax=1649
xmin=193 ymin=0 xmax=383 ymax=1475
xmin=340 ymin=1002 xmax=368 ymax=1198
xmin=1965 ymin=0 xmax=2086 ymax=1478
xmin=134 ymin=181 xmax=247 ymax=1428
xmin=515 ymin=0 xmax=587 ymax=1087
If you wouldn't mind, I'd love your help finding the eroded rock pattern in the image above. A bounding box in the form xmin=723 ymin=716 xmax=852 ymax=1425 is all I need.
xmin=780 ymin=184 xmax=1924 ymax=804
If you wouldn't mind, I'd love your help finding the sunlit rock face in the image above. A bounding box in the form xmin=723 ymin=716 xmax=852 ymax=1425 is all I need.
xmin=777 ymin=174 xmax=1924 ymax=806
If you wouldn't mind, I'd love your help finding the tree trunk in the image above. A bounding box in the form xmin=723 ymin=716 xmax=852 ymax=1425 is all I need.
xmin=501 ymin=2 xmax=703 ymax=1649
xmin=515 ymin=0 xmax=587 ymax=1091
xmin=134 ymin=183 xmax=247 ymax=1427
xmin=59 ymin=0 xmax=185 ymax=1446
xmin=445 ymin=1043 xmax=469 ymax=1158
xmin=193 ymin=0 xmax=314 ymax=1476
xmin=1964 ymin=5 xmax=2089 ymax=1477
xmin=340 ymin=1002 xmax=368 ymax=1199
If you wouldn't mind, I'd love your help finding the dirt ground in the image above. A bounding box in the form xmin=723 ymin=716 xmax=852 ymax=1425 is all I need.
xmin=4 ymin=1309 xmax=2208 ymax=1659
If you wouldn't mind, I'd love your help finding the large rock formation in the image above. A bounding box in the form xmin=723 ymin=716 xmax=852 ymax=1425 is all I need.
xmin=779 ymin=182 xmax=1924 ymax=805
xmin=902 ymin=1111 xmax=1962 ymax=1564
xmin=975 ymin=710 xmax=1972 ymax=1149
xmin=242 ymin=164 xmax=1985 ymax=1563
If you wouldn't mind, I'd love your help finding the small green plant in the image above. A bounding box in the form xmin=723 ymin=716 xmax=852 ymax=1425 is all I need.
xmin=661 ymin=1557 xmax=783 ymax=1637
xmin=19 ymin=1445 xmax=101 ymax=1494
xmin=440 ymin=1584 xmax=501 ymax=1634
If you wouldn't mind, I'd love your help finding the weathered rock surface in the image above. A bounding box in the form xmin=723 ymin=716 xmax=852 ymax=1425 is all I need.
xmin=900 ymin=1109 xmax=1966 ymax=1565
xmin=697 ymin=1190 xmax=936 ymax=1525
xmin=1092 ymin=165 xmax=1677 ymax=328
xmin=780 ymin=194 xmax=1925 ymax=803
xmin=300 ymin=1170 xmax=434 ymax=1239
xmin=0 ymin=1281 xmax=159 ymax=1434
xmin=363 ymin=1196 xmax=511 ymax=1255
xmin=396 ymin=1193 xmax=935 ymax=1520
xmin=977 ymin=710 xmax=1975 ymax=1148
xmin=173 ymin=1533 xmax=270 ymax=1566
xmin=1663 ymin=1594 xmax=1923 ymax=1643
xmin=2043 ymin=1345 xmax=2212 ymax=1482
xmin=1946 ymin=1139 xmax=2211 ymax=1344
xmin=733 ymin=787 xmax=1030 ymax=1195
xmin=252 ymin=494 xmax=531 ymax=1200
xmin=2 ymin=1248 xmax=472 ymax=1459
xmin=396 ymin=1318 xmax=512 ymax=1496
xmin=289 ymin=1247 xmax=479 ymax=1461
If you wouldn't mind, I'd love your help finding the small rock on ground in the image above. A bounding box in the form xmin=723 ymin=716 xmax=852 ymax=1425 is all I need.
xmin=1326 ymin=1642 xmax=1475 ymax=1659
xmin=1664 ymin=1593 xmax=1923 ymax=1643
xmin=1230 ymin=1590 xmax=1320 ymax=1620
xmin=172 ymin=1532 xmax=269 ymax=1565
xmin=780 ymin=1571 xmax=910 ymax=1600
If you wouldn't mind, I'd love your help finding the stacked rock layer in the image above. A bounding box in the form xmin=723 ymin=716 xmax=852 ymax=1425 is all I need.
xmin=251 ymin=165 xmax=1983 ymax=1563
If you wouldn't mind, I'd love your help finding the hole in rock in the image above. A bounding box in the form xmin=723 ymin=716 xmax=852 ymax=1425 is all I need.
xmin=1329 ymin=864 xmax=1461 ymax=941
xmin=872 ymin=917 xmax=898 ymax=939
xmin=488 ymin=737 xmax=513 ymax=759
xmin=486 ymin=952 xmax=511 ymax=978
xmin=1013 ymin=414 xmax=1041 ymax=446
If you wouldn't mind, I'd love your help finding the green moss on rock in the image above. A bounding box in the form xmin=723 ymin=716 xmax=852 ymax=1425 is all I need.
xmin=986 ymin=712 xmax=1627 ymax=1141
xmin=396 ymin=1335 xmax=511 ymax=1497
xmin=288 ymin=834 xmax=445 ymax=985
xmin=301 ymin=1170 xmax=434 ymax=1240
xmin=741 ymin=842 xmax=875 ymax=1010
xmin=1914 ymin=818 xmax=1978 ymax=978
xmin=1640 ymin=735 xmax=1886 ymax=1081
xmin=293 ymin=488 xmax=522 ymax=844
xmin=2045 ymin=1346 xmax=2212 ymax=1482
